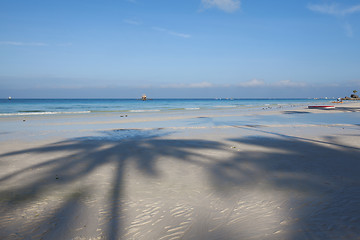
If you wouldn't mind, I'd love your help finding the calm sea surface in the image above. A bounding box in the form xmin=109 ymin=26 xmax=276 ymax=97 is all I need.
xmin=0 ymin=98 xmax=334 ymax=116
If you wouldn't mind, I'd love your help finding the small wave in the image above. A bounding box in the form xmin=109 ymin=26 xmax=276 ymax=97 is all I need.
xmin=129 ymin=109 xmax=161 ymax=113
xmin=0 ymin=111 xmax=91 ymax=116
xmin=214 ymin=105 xmax=237 ymax=108
xmin=90 ymin=110 xmax=124 ymax=113
xmin=161 ymin=108 xmax=200 ymax=111
xmin=18 ymin=110 xmax=44 ymax=113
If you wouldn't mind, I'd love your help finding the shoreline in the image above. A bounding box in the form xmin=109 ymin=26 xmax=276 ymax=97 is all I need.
xmin=0 ymin=98 xmax=339 ymax=118
xmin=1 ymin=101 xmax=358 ymax=122
xmin=0 ymin=102 xmax=359 ymax=239
xmin=1 ymin=102 xmax=359 ymax=142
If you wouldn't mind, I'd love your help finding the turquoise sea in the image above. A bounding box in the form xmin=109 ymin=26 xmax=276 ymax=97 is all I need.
xmin=0 ymin=98 xmax=335 ymax=116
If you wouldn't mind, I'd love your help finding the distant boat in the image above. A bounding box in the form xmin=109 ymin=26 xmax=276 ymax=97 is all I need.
xmin=8 ymin=96 xmax=12 ymax=100
xmin=138 ymin=94 xmax=152 ymax=101
xmin=308 ymin=105 xmax=335 ymax=109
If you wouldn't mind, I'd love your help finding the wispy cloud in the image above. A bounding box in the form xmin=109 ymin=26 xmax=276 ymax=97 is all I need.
xmin=189 ymin=82 xmax=213 ymax=88
xmin=272 ymin=80 xmax=307 ymax=87
xmin=160 ymin=79 xmax=307 ymax=89
xmin=153 ymin=27 xmax=191 ymax=38
xmin=307 ymin=3 xmax=360 ymax=16
xmin=161 ymin=82 xmax=213 ymax=88
xmin=123 ymin=19 xmax=141 ymax=25
xmin=307 ymin=3 xmax=360 ymax=37
xmin=168 ymin=31 xmax=191 ymax=38
xmin=237 ymin=79 xmax=307 ymax=88
xmin=201 ymin=0 xmax=241 ymax=13
xmin=0 ymin=41 xmax=48 ymax=46
xmin=237 ymin=78 xmax=265 ymax=87
xmin=344 ymin=22 xmax=353 ymax=37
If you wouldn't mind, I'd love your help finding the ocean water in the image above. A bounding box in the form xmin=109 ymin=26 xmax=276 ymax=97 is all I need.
xmin=0 ymin=98 xmax=333 ymax=116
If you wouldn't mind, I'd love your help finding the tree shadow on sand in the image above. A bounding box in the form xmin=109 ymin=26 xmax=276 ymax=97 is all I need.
xmin=0 ymin=126 xmax=360 ymax=239
xmin=213 ymin=126 xmax=360 ymax=239
xmin=282 ymin=111 xmax=311 ymax=114
xmin=0 ymin=129 xmax=226 ymax=239
xmin=333 ymin=106 xmax=360 ymax=112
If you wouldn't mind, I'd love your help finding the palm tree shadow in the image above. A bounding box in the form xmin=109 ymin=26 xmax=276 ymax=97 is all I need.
xmin=334 ymin=107 xmax=360 ymax=112
xmin=1 ymin=127 xmax=360 ymax=239
xmin=282 ymin=111 xmax=311 ymax=114
xmin=0 ymin=129 xmax=224 ymax=239
xmin=210 ymin=126 xmax=360 ymax=239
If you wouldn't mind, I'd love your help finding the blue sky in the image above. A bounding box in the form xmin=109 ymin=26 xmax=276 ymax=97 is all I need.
xmin=0 ymin=0 xmax=359 ymax=98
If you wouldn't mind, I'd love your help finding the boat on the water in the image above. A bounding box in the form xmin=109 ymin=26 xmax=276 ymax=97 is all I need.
xmin=308 ymin=105 xmax=335 ymax=109
xmin=139 ymin=94 xmax=152 ymax=101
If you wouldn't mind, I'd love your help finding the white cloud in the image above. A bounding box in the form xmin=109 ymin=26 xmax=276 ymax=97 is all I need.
xmin=153 ymin=27 xmax=191 ymax=38
xmin=345 ymin=5 xmax=360 ymax=14
xmin=123 ymin=19 xmax=141 ymax=25
xmin=307 ymin=3 xmax=360 ymax=16
xmin=272 ymin=80 xmax=307 ymax=87
xmin=201 ymin=0 xmax=240 ymax=13
xmin=307 ymin=3 xmax=339 ymax=15
xmin=141 ymin=79 xmax=308 ymax=90
xmin=146 ymin=79 xmax=310 ymax=89
xmin=153 ymin=27 xmax=166 ymax=32
xmin=161 ymin=82 xmax=213 ymax=88
xmin=237 ymin=79 xmax=265 ymax=87
xmin=307 ymin=3 xmax=360 ymax=37
xmin=189 ymin=82 xmax=213 ymax=88
xmin=168 ymin=31 xmax=191 ymax=38
xmin=236 ymin=79 xmax=307 ymax=88
xmin=0 ymin=41 xmax=47 ymax=46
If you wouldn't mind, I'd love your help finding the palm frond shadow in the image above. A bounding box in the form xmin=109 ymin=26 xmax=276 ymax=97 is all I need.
xmin=0 ymin=129 xmax=224 ymax=239
xmin=0 ymin=127 xmax=359 ymax=239
xmin=211 ymin=127 xmax=360 ymax=239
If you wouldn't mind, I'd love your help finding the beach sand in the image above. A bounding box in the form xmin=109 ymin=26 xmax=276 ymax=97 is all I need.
xmin=0 ymin=103 xmax=360 ymax=239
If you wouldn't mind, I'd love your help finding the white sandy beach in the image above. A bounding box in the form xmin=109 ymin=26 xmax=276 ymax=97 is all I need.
xmin=0 ymin=103 xmax=360 ymax=239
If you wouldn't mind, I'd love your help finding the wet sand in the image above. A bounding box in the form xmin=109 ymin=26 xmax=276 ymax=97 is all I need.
xmin=0 ymin=103 xmax=360 ymax=239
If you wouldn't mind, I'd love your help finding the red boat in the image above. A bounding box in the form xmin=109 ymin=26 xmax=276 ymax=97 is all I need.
xmin=308 ymin=106 xmax=335 ymax=109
